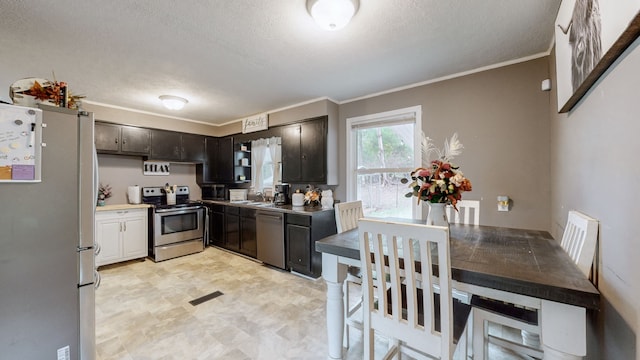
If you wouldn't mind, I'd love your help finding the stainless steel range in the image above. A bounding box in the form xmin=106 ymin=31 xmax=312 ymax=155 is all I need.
xmin=142 ymin=186 xmax=205 ymax=262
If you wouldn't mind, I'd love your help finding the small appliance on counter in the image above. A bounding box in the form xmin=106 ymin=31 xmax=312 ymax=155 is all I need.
xmin=229 ymin=189 xmax=248 ymax=202
xmin=274 ymin=184 xmax=290 ymax=205
xmin=201 ymin=184 xmax=227 ymax=200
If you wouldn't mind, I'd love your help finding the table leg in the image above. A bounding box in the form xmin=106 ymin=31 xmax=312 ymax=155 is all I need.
xmin=540 ymin=300 xmax=586 ymax=360
xmin=322 ymin=253 xmax=348 ymax=360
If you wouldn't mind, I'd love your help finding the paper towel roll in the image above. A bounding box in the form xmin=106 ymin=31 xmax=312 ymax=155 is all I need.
xmin=127 ymin=186 xmax=141 ymax=204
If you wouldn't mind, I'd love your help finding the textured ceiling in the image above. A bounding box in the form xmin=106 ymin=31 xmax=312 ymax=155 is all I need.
xmin=0 ymin=0 xmax=561 ymax=125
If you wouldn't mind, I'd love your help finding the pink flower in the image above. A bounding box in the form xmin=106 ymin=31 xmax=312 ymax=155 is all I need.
xmin=417 ymin=169 xmax=430 ymax=177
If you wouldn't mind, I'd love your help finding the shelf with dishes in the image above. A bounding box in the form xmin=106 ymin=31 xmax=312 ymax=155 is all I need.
xmin=234 ymin=142 xmax=252 ymax=183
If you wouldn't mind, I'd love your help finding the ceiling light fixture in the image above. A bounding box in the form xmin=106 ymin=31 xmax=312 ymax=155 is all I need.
xmin=307 ymin=0 xmax=359 ymax=31
xmin=159 ymin=95 xmax=188 ymax=110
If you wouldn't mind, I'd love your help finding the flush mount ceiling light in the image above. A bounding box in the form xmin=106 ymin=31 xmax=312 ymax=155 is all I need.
xmin=307 ymin=0 xmax=359 ymax=31
xmin=159 ymin=95 xmax=188 ymax=110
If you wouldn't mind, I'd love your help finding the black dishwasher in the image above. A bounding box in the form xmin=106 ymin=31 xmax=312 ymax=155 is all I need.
xmin=256 ymin=210 xmax=286 ymax=269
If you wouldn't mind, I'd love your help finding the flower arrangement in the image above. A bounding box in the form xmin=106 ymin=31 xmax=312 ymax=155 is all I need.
xmin=304 ymin=188 xmax=321 ymax=206
xmin=10 ymin=75 xmax=85 ymax=109
xmin=98 ymin=183 xmax=112 ymax=201
xmin=402 ymin=133 xmax=472 ymax=210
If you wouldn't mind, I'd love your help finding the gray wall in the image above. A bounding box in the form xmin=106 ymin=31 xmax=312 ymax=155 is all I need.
xmin=549 ymin=39 xmax=640 ymax=359
xmin=337 ymin=57 xmax=551 ymax=230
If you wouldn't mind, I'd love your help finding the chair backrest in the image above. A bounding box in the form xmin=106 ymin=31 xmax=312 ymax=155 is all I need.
xmin=359 ymin=218 xmax=455 ymax=359
xmin=560 ymin=210 xmax=598 ymax=278
xmin=334 ymin=200 xmax=363 ymax=233
xmin=446 ymin=200 xmax=480 ymax=225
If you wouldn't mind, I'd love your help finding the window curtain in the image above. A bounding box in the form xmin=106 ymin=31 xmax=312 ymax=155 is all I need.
xmin=268 ymin=137 xmax=281 ymax=193
xmin=251 ymin=138 xmax=268 ymax=193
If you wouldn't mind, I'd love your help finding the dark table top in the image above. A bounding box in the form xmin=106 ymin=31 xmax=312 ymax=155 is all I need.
xmin=316 ymin=220 xmax=600 ymax=310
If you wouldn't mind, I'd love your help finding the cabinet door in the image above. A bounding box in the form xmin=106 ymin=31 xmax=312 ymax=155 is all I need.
xmin=121 ymin=215 xmax=147 ymax=259
xmin=95 ymin=218 xmax=121 ymax=266
xmin=120 ymin=126 xmax=151 ymax=155
xmin=181 ymin=134 xmax=205 ymax=162
xmin=202 ymin=137 xmax=219 ymax=182
xmin=95 ymin=122 xmax=120 ymax=153
xmin=240 ymin=214 xmax=257 ymax=258
xmin=281 ymin=124 xmax=301 ymax=183
xmin=150 ymin=129 xmax=181 ymax=161
xmin=218 ymin=137 xmax=235 ymax=183
xmin=287 ymin=223 xmax=311 ymax=274
xmin=300 ymin=119 xmax=326 ymax=183
xmin=209 ymin=210 xmax=225 ymax=246
xmin=225 ymin=213 xmax=240 ymax=251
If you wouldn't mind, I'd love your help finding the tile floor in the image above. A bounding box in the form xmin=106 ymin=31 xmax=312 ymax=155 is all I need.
xmin=96 ymin=246 xmax=530 ymax=359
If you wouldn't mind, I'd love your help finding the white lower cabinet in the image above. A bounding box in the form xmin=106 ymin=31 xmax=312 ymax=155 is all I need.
xmin=95 ymin=208 xmax=148 ymax=266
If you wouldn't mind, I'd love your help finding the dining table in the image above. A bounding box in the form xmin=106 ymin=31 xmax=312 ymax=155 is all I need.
xmin=315 ymin=219 xmax=600 ymax=360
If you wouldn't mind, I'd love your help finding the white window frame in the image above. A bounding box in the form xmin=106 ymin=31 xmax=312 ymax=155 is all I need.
xmin=346 ymin=105 xmax=423 ymax=219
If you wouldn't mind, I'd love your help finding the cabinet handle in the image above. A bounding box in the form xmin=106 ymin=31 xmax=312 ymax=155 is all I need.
xmin=115 ymin=138 xmax=118 ymax=144
xmin=123 ymin=222 xmax=127 ymax=232
xmin=122 ymin=138 xmax=126 ymax=145
xmin=119 ymin=223 xmax=122 ymax=232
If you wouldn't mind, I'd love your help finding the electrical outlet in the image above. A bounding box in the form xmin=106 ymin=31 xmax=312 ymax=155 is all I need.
xmin=57 ymin=346 xmax=70 ymax=360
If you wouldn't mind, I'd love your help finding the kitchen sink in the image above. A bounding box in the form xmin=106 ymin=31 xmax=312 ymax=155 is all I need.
xmin=252 ymin=202 xmax=276 ymax=207
xmin=229 ymin=200 xmax=276 ymax=208
xmin=243 ymin=201 xmax=275 ymax=207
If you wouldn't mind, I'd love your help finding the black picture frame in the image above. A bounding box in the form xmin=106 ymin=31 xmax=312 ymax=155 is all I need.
xmin=555 ymin=2 xmax=640 ymax=113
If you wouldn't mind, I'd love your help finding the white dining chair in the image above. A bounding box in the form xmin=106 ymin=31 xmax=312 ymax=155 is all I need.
xmin=335 ymin=200 xmax=363 ymax=234
xmin=334 ymin=200 xmax=364 ymax=348
xmin=359 ymin=218 xmax=471 ymax=359
xmin=561 ymin=210 xmax=599 ymax=278
xmin=471 ymin=210 xmax=598 ymax=360
xmin=446 ymin=199 xmax=480 ymax=225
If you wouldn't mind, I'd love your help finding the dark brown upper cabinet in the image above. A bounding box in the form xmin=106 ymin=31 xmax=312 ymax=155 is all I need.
xmin=95 ymin=122 xmax=151 ymax=156
xmin=281 ymin=116 xmax=327 ymax=184
xmin=150 ymin=130 xmax=205 ymax=162
xmin=198 ymin=136 xmax=234 ymax=183
xmin=181 ymin=133 xmax=205 ymax=162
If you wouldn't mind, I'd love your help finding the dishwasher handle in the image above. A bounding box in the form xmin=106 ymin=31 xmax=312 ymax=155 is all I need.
xmin=256 ymin=212 xmax=283 ymax=220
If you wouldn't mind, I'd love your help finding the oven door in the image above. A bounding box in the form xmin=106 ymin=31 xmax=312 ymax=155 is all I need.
xmin=154 ymin=207 xmax=204 ymax=246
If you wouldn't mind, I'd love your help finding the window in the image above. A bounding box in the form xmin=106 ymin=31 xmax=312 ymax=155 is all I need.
xmin=346 ymin=106 xmax=422 ymax=219
xmin=251 ymin=137 xmax=281 ymax=194
xmin=262 ymin=151 xmax=274 ymax=189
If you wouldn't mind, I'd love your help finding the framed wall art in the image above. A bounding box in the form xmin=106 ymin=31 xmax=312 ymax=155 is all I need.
xmin=555 ymin=0 xmax=640 ymax=113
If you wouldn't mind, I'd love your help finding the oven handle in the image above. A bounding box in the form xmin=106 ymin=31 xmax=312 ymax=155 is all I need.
xmin=154 ymin=206 xmax=203 ymax=213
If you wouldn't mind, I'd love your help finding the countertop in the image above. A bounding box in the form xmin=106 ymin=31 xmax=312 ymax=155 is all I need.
xmin=199 ymin=199 xmax=334 ymax=215
xmin=96 ymin=203 xmax=152 ymax=212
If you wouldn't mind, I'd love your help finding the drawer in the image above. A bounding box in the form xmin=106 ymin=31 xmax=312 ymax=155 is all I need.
xmin=240 ymin=207 xmax=256 ymax=218
xmin=209 ymin=204 xmax=225 ymax=213
xmin=287 ymin=213 xmax=311 ymax=227
xmin=225 ymin=206 xmax=240 ymax=215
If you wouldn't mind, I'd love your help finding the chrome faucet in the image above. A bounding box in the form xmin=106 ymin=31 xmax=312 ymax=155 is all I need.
xmin=255 ymin=191 xmax=266 ymax=202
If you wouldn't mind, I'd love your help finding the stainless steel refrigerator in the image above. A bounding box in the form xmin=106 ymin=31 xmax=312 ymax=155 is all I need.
xmin=0 ymin=103 xmax=97 ymax=360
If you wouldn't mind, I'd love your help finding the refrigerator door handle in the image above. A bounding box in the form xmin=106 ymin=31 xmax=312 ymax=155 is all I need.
xmin=94 ymin=270 xmax=101 ymax=289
